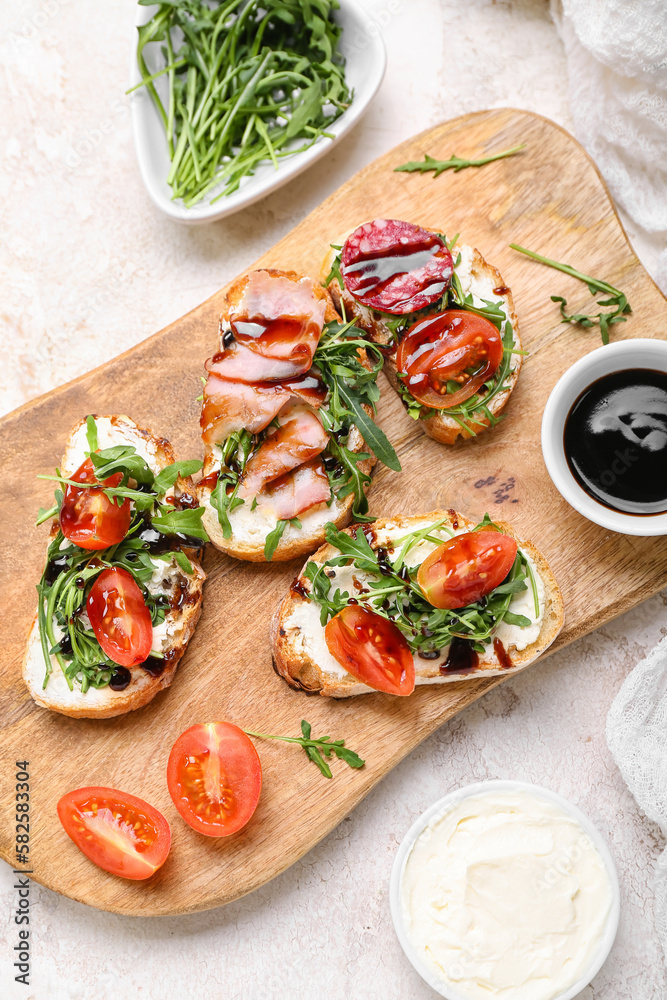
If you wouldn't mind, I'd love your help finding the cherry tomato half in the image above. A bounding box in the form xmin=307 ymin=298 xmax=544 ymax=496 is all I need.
xmin=417 ymin=530 xmax=518 ymax=610
xmin=87 ymin=567 xmax=153 ymax=667
xmin=396 ymin=310 xmax=503 ymax=409
xmin=60 ymin=457 xmax=131 ymax=550
xmin=325 ymin=604 xmax=415 ymax=696
xmin=57 ymin=786 xmax=171 ymax=880
xmin=167 ymin=723 xmax=262 ymax=837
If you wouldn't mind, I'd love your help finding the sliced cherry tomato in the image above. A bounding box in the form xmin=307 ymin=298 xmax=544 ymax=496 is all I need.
xmin=57 ymin=786 xmax=171 ymax=880
xmin=167 ymin=723 xmax=262 ymax=837
xmin=396 ymin=310 xmax=504 ymax=409
xmin=324 ymin=604 xmax=415 ymax=696
xmin=87 ymin=567 xmax=153 ymax=667
xmin=60 ymin=457 xmax=131 ymax=550
xmin=417 ymin=531 xmax=518 ymax=610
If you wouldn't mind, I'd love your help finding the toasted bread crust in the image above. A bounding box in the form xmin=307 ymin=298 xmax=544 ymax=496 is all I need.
xmin=23 ymin=415 xmax=206 ymax=719
xmin=272 ymin=510 xmax=564 ymax=697
xmin=197 ymin=269 xmax=377 ymax=562
xmin=322 ymin=234 xmax=522 ymax=445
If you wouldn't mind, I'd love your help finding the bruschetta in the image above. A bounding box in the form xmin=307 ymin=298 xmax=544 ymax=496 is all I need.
xmin=321 ymin=219 xmax=523 ymax=445
xmin=23 ymin=415 xmax=207 ymax=719
xmin=272 ymin=510 xmax=563 ymax=697
xmin=196 ymin=268 xmax=399 ymax=562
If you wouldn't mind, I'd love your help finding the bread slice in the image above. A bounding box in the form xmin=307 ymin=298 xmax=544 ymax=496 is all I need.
xmin=196 ymin=269 xmax=376 ymax=562
xmin=23 ymin=415 xmax=206 ymax=719
xmin=321 ymin=232 xmax=522 ymax=445
xmin=272 ymin=510 xmax=563 ymax=697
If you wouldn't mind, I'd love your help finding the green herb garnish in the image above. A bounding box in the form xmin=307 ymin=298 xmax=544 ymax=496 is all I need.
xmin=131 ymin=0 xmax=353 ymax=207
xmin=510 ymin=243 xmax=631 ymax=345
xmin=244 ymin=719 xmax=365 ymax=779
xmin=395 ymin=144 xmax=526 ymax=177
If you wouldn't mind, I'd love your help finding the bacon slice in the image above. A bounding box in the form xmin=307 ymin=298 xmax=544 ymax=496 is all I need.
xmin=260 ymin=459 xmax=331 ymax=520
xmin=205 ymin=345 xmax=329 ymax=394
xmin=238 ymin=406 xmax=329 ymax=499
xmin=200 ymin=373 xmax=327 ymax=449
xmin=201 ymin=375 xmax=289 ymax=448
xmin=227 ymin=270 xmax=326 ymax=377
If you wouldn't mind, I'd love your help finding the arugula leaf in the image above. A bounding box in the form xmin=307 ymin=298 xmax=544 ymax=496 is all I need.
xmin=263 ymin=517 xmax=301 ymax=561
xmin=312 ymin=318 xmax=399 ymax=512
xmin=37 ymin=472 xmax=157 ymax=510
xmin=509 ymin=243 xmax=631 ymax=345
xmin=153 ymin=459 xmax=203 ymax=496
xmin=395 ymin=144 xmax=526 ymax=176
xmin=324 ymin=244 xmax=344 ymax=289
xmin=324 ymin=522 xmax=377 ymax=571
xmin=152 ymin=505 xmax=209 ymax=541
xmin=244 ymin=719 xmax=365 ymax=780
xmin=208 ymin=429 xmax=253 ymax=536
xmin=324 ymin=437 xmax=374 ymax=520
xmin=264 ymin=519 xmax=288 ymax=561
xmin=89 ymin=448 xmax=155 ymax=485
xmin=85 ymin=414 xmax=98 ymax=453
xmin=172 ymin=549 xmax=194 ymax=575
xmin=336 ymin=382 xmax=401 ymax=472
xmin=36 ymin=496 xmax=60 ymax=526
xmin=210 ymin=473 xmax=243 ymax=538
xmin=503 ymin=611 xmax=532 ymax=627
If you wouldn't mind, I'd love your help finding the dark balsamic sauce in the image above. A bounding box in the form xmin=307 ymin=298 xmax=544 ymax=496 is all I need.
xmin=441 ymin=637 xmax=479 ymax=674
xmin=291 ymin=578 xmax=309 ymax=599
xmin=493 ymin=637 xmax=512 ymax=670
xmin=44 ymin=554 xmax=69 ymax=585
xmin=419 ymin=648 xmax=441 ymax=660
xmin=564 ymin=368 xmax=667 ymax=515
xmin=141 ymin=648 xmax=177 ymax=678
xmin=198 ymin=471 xmax=219 ymax=491
xmin=109 ymin=667 xmax=131 ymax=691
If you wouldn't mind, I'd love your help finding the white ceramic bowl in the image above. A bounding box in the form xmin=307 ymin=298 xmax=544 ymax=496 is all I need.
xmin=390 ymin=779 xmax=620 ymax=1000
xmin=541 ymin=338 xmax=667 ymax=536
xmin=129 ymin=0 xmax=386 ymax=223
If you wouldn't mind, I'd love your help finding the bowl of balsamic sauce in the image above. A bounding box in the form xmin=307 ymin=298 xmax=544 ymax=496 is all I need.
xmin=541 ymin=339 xmax=667 ymax=535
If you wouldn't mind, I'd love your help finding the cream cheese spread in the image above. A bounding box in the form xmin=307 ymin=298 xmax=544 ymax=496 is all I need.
xmin=401 ymin=789 xmax=613 ymax=1000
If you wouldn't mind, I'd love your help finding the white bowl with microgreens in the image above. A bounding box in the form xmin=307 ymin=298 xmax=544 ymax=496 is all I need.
xmin=390 ymin=780 xmax=620 ymax=1000
xmin=129 ymin=0 xmax=386 ymax=223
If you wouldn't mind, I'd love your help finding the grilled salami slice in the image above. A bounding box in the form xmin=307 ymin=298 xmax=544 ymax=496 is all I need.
xmin=340 ymin=219 xmax=454 ymax=315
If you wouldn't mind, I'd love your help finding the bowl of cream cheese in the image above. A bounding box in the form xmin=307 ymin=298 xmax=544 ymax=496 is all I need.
xmin=390 ymin=781 xmax=620 ymax=1000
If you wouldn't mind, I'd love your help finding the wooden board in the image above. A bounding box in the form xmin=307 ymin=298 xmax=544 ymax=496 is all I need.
xmin=1 ymin=109 xmax=666 ymax=916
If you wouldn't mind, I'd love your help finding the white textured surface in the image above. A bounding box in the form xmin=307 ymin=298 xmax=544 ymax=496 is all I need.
xmin=1 ymin=1 xmax=665 ymax=998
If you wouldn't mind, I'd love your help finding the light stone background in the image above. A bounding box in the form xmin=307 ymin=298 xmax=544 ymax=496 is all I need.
xmin=1 ymin=1 xmax=665 ymax=998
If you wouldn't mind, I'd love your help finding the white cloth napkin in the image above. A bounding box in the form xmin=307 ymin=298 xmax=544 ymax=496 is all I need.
xmin=552 ymin=0 xmax=667 ymax=956
xmin=551 ymin=0 xmax=667 ymax=293
xmin=607 ymin=635 xmax=667 ymax=956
